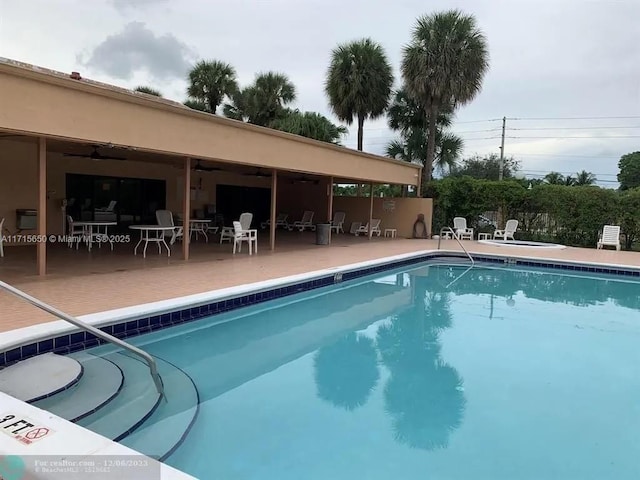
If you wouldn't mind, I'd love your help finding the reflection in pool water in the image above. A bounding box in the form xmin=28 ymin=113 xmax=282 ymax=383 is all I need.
xmin=124 ymin=263 xmax=640 ymax=480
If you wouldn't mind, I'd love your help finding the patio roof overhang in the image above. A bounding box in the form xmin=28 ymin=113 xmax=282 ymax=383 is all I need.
xmin=0 ymin=58 xmax=421 ymax=187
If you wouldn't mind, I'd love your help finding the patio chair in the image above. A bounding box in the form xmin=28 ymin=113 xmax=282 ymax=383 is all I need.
xmin=355 ymin=219 xmax=382 ymax=237
xmin=493 ymin=219 xmax=519 ymax=241
xmin=330 ymin=211 xmax=346 ymax=234
xmin=221 ymin=212 xmax=253 ymax=244
xmin=261 ymin=213 xmax=289 ymax=230
xmin=0 ymin=217 xmax=4 ymax=257
xmin=453 ymin=217 xmax=474 ymax=240
xmin=232 ymin=220 xmax=257 ymax=255
xmin=288 ymin=211 xmax=315 ymax=232
xmin=66 ymin=215 xmax=85 ymax=249
xmin=155 ymin=210 xmax=183 ymax=245
xmin=597 ymin=225 xmax=621 ymax=251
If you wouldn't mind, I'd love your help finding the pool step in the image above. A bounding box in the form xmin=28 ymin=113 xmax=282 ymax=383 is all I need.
xmin=2 ymin=349 xmax=198 ymax=460
xmin=120 ymin=357 xmax=199 ymax=460
xmin=32 ymin=352 xmax=124 ymax=422
xmin=76 ymin=352 xmax=162 ymax=441
xmin=0 ymin=353 xmax=83 ymax=402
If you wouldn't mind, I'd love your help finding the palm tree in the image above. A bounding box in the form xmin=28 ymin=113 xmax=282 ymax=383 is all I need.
xmin=134 ymin=86 xmax=162 ymax=97
xmin=224 ymin=73 xmax=296 ymax=127
xmin=386 ymin=89 xmax=463 ymax=175
xmin=271 ymin=110 xmax=348 ymax=144
xmin=402 ymin=10 xmax=489 ymax=181
xmin=325 ymin=38 xmax=394 ymax=151
xmin=544 ymin=171 xmax=565 ymax=185
xmin=575 ymin=170 xmax=597 ymax=186
xmin=249 ymin=72 xmax=296 ymax=126
xmin=186 ymin=60 xmax=238 ymax=114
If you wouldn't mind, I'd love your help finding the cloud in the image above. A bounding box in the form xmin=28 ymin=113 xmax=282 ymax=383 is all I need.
xmin=78 ymin=22 xmax=195 ymax=81
xmin=109 ymin=0 xmax=169 ymax=13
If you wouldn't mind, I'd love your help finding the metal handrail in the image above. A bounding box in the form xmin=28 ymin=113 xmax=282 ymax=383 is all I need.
xmin=437 ymin=227 xmax=475 ymax=266
xmin=0 ymin=280 xmax=164 ymax=399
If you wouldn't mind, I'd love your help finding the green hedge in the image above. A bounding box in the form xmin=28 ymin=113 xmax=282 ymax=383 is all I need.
xmin=425 ymin=176 xmax=640 ymax=249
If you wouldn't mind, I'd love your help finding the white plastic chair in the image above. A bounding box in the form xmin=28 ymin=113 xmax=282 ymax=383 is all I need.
xmin=155 ymin=210 xmax=183 ymax=245
xmin=66 ymin=215 xmax=85 ymax=249
xmin=232 ymin=221 xmax=257 ymax=255
xmin=221 ymin=212 xmax=253 ymax=244
xmin=453 ymin=217 xmax=474 ymax=240
xmin=0 ymin=217 xmax=4 ymax=257
xmin=597 ymin=225 xmax=621 ymax=251
xmin=493 ymin=219 xmax=519 ymax=240
xmin=355 ymin=219 xmax=382 ymax=237
xmin=289 ymin=211 xmax=315 ymax=231
xmin=330 ymin=211 xmax=346 ymax=234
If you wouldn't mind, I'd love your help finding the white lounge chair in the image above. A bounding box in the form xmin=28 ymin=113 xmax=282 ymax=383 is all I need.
xmin=330 ymin=211 xmax=346 ymax=234
xmin=261 ymin=213 xmax=289 ymax=230
xmin=66 ymin=215 xmax=85 ymax=249
xmin=453 ymin=217 xmax=474 ymax=240
xmin=288 ymin=211 xmax=315 ymax=232
xmin=155 ymin=210 xmax=183 ymax=245
xmin=232 ymin=221 xmax=257 ymax=255
xmin=355 ymin=219 xmax=382 ymax=237
xmin=597 ymin=225 xmax=621 ymax=251
xmin=221 ymin=212 xmax=253 ymax=244
xmin=493 ymin=219 xmax=518 ymax=241
xmin=0 ymin=217 xmax=4 ymax=257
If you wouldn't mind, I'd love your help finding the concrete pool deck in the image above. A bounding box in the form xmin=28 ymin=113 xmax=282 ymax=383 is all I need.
xmin=1 ymin=234 xmax=638 ymax=333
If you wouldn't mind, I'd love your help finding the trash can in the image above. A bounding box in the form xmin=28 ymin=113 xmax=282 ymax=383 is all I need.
xmin=316 ymin=223 xmax=331 ymax=245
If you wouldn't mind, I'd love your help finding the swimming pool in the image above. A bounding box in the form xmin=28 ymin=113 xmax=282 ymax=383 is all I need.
xmin=77 ymin=261 xmax=640 ymax=480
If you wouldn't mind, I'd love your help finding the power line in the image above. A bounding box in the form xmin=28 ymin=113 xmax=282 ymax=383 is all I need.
xmin=509 ymin=125 xmax=640 ymax=131
xmin=507 ymin=135 xmax=640 ymax=139
xmin=513 ymin=153 xmax=620 ymax=159
xmin=508 ymin=115 xmax=640 ymax=121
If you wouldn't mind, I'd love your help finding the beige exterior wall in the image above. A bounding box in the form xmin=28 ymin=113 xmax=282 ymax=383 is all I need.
xmin=332 ymin=196 xmax=433 ymax=238
xmin=0 ymin=62 xmax=420 ymax=186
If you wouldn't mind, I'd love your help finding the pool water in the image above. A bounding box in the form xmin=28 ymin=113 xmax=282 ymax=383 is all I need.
xmin=123 ymin=263 xmax=640 ymax=479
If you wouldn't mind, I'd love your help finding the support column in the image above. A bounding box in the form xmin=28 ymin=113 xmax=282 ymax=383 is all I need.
xmin=368 ymin=183 xmax=374 ymax=240
xmin=37 ymin=138 xmax=47 ymax=276
xmin=270 ymin=169 xmax=277 ymax=251
xmin=327 ymin=176 xmax=334 ymax=244
xmin=182 ymin=157 xmax=191 ymax=260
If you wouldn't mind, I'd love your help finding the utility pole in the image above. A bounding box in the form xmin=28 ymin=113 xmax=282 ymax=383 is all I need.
xmin=498 ymin=116 xmax=506 ymax=180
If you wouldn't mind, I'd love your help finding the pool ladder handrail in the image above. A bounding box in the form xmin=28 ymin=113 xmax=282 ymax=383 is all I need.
xmin=437 ymin=227 xmax=475 ymax=266
xmin=0 ymin=280 xmax=165 ymax=399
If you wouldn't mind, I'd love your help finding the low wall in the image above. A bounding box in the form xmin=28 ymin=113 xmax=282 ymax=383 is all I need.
xmin=332 ymin=196 xmax=433 ymax=238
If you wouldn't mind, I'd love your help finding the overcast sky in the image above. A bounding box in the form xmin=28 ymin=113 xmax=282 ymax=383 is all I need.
xmin=1 ymin=0 xmax=639 ymax=186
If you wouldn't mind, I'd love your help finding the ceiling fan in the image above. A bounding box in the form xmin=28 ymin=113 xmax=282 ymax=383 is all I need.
xmin=193 ymin=160 xmax=221 ymax=172
xmin=243 ymin=169 xmax=271 ymax=178
xmin=63 ymin=145 xmax=126 ymax=161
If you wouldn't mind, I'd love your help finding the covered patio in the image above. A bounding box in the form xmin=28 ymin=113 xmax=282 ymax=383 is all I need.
xmin=0 ymin=58 xmax=427 ymax=277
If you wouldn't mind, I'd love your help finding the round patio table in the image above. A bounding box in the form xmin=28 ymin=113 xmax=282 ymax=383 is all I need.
xmin=129 ymin=225 xmax=177 ymax=258
xmin=73 ymin=221 xmax=117 ymax=251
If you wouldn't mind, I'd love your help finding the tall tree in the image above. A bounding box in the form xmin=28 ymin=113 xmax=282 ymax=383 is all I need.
xmin=402 ymin=10 xmax=489 ymax=181
xmin=452 ymin=153 xmax=519 ymax=180
xmin=386 ymin=88 xmax=463 ymax=175
xmin=325 ymin=38 xmax=394 ymax=151
xmin=617 ymin=151 xmax=640 ymax=190
xmin=271 ymin=110 xmax=348 ymax=144
xmin=134 ymin=86 xmax=162 ymax=97
xmin=186 ymin=60 xmax=238 ymax=114
xmin=544 ymin=171 xmax=566 ymax=185
xmin=574 ymin=170 xmax=596 ymax=186
xmin=223 ymin=72 xmax=296 ymax=127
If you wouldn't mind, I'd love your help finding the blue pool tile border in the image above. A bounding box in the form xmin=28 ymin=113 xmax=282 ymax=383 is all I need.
xmin=2 ymin=251 xmax=639 ymax=367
